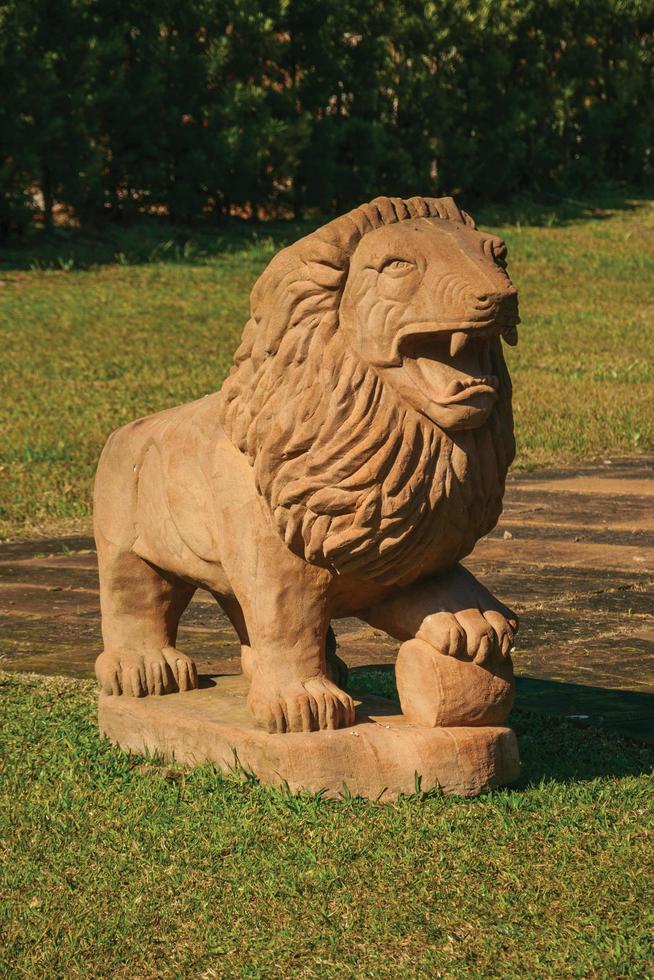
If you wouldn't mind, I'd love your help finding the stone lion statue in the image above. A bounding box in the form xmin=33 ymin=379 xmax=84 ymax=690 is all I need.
xmin=95 ymin=195 xmax=520 ymax=733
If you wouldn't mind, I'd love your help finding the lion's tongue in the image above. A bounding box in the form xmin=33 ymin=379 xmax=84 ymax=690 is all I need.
xmin=413 ymin=355 xmax=453 ymax=394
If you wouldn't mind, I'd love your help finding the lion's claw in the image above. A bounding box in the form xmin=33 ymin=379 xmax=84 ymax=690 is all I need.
xmin=96 ymin=648 xmax=198 ymax=697
xmin=417 ymin=607 xmax=516 ymax=664
xmin=248 ymin=674 xmax=355 ymax=733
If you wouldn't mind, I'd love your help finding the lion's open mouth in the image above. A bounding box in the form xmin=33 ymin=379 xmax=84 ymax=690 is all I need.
xmin=399 ymin=324 xmax=512 ymax=430
xmin=404 ymin=329 xmax=498 ymax=401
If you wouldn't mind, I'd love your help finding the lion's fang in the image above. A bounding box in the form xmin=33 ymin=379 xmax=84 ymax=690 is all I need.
xmin=449 ymin=331 xmax=468 ymax=357
xmin=502 ymin=325 xmax=519 ymax=346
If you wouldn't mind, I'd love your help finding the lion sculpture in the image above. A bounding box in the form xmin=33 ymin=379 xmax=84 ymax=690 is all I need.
xmin=95 ymin=195 xmax=520 ymax=734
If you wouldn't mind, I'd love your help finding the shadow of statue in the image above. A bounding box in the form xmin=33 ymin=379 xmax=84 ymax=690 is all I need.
xmin=348 ymin=664 xmax=654 ymax=787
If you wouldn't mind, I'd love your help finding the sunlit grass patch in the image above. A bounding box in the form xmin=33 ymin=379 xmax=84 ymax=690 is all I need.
xmin=1 ymin=670 xmax=652 ymax=977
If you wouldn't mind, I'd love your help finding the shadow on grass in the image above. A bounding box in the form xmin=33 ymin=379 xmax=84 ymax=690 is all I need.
xmin=348 ymin=664 xmax=654 ymax=786
xmin=0 ymin=216 xmax=315 ymax=273
xmin=514 ymin=675 xmax=654 ymax=746
xmin=471 ymin=184 xmax=652 ymax=230
xmin=1 ymin=185 xmax=651 ymax=273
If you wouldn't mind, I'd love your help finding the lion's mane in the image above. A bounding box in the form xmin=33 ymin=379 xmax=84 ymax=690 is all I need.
xmin=218 ymin=196 xmax=515 ymax=585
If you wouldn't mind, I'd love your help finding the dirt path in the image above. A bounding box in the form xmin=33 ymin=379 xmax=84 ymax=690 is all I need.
xmin=1 ymin=456 xmax=652 ymax=742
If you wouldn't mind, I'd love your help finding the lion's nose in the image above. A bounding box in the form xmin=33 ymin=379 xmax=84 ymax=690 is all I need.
xmin=476 ymin=286 xmax=518 ymax=321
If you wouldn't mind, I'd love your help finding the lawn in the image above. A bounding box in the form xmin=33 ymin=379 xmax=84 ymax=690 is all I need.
xmin=1 ymin=193 xmax=653 ymax=977
xmin=1 ymin=188 xmax=653 ymax=538
xmin=1 ymin=670 xmax=653 ymax=978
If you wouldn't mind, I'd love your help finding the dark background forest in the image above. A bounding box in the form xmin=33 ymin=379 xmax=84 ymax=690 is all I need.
xmin=1 ymin=0 xmax=653 ymax=236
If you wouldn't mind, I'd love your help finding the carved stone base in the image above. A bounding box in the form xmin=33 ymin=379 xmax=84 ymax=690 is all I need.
xmin=98 ymin=675 xmax=520 ymax=800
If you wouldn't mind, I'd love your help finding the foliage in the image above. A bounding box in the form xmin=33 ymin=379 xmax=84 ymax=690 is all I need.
xmin=0 ymin=189 xmax=653 ymax=537
xmin=0 ymin=0 xmax=652 ymax=233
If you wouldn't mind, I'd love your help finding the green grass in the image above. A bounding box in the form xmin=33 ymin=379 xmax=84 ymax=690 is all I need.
xmin=1 ymin=188 xmax=653 ymax=537
xmin=1 ymin=670 xmax=652 ymax=978
xmin=2 ymin=192 xmax=653 ymax=976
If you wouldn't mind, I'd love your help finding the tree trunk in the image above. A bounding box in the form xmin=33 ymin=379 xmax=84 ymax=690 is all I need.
xmin=41 ymin=162 xmax=54 ymax=232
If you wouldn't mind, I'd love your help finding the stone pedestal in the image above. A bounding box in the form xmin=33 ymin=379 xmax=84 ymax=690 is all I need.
xmin=98 ymin=675 xmax=519 ymax=800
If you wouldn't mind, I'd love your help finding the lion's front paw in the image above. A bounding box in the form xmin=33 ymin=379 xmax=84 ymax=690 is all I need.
xmin=416 ymin=607 xmax=517 ymax=664
xmin=248 ymin=673 xmax=355 ymax=733
xmin=96 ymin=647 xmax=198 ymax=697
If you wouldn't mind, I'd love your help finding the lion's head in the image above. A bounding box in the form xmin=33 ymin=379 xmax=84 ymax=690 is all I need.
xmin=219 ymin=196 xmax=518 ymax=585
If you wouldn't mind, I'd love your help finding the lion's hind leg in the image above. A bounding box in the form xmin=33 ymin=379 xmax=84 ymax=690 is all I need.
xmin=96 ymin=543 xmax=198 ymax=697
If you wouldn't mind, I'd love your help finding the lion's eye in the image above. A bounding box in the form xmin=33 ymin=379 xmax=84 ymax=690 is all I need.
xmin=380 ymin=259 xmax=415 ymax=276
